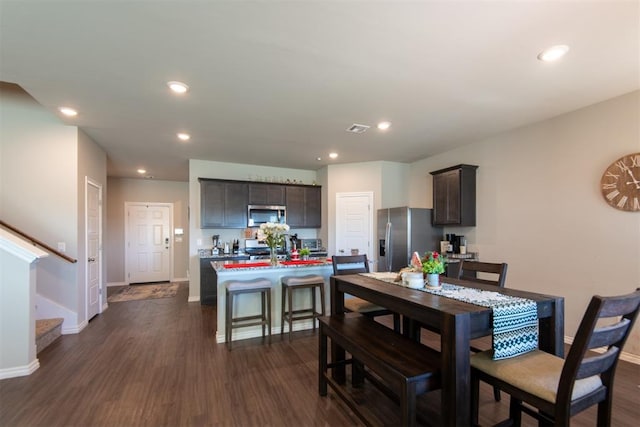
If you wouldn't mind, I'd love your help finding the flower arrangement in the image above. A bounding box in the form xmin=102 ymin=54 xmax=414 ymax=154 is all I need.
xmin=422 ymin=251 xmax=446 ymax=275
xmin=258 ymin=222 xmax=290 ymax=253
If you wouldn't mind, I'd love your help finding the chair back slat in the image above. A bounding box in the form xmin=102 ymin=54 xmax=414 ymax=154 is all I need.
xmin=458 ymin=260 xmax=508 ymax=288
xmin=576 ymin=347 xmax=619 ymax=380
xmin=332 ymin=255 xmax=370 ymax=275
xmin=588 ymin=318 xmax=631 ymax=349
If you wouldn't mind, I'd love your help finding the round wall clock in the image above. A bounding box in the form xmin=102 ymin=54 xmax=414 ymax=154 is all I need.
xmin=600 ymin=152 xmax=640 ymax=212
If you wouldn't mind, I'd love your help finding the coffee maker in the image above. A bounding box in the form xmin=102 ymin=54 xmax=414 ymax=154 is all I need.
xmin=446 ymin=234 xmax=465 ymax=254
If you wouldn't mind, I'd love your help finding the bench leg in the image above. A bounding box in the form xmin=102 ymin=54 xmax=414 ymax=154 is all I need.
xmin=319 ymin=324 xmax=328 ymax=396
xmin=401 ymin=383 xmax=418 ymax=427
xmin=352 ymin=359 xmax=365 ymax=387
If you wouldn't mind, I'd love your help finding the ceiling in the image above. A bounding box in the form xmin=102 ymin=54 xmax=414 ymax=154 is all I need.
xmin=1 ymin=1 xmax=638 ymax=182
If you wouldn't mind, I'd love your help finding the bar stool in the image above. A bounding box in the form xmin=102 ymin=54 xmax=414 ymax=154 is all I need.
xmin=280 ymin=274 xmax=326 ymax=341
xmin=225 ymin=277 xmax=273 ymax=350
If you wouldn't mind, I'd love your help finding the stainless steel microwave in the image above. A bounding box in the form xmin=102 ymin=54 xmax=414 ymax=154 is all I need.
xmin=247 ymin=205 xmax=286 ymax=227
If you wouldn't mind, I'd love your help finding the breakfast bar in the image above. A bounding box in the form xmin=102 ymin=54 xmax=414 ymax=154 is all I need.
xmin=212 ymin=259 xmax=333 ymax=343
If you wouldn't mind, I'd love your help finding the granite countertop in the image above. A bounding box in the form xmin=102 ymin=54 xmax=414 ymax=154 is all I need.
xmin=211 ymin=259 xmax=332 ymax=272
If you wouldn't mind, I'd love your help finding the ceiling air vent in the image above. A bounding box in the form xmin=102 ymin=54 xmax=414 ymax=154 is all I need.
xmin=346 ymin=123 xmax=370 ymax=134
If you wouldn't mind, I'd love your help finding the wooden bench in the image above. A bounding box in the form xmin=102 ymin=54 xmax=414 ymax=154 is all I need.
xmin=318 ymin=314 xmax=441 ymax=427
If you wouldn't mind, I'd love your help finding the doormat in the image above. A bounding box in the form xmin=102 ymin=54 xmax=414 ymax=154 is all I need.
xmin=108 ymin=283 xmax=179 ymax=303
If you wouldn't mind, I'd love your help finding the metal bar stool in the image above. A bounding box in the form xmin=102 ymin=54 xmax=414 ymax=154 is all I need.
xmin=280 ymin=274 xmax=326 ymax=341
xmin=225 ymin=277 xmax=273 ymax=350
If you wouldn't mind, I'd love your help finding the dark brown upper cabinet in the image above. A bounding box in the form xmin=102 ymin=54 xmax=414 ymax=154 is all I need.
xmin=430 ymin=164 xmax=478 ymax=226
xmin=199 ymin=179 xmax=248 ymax=228
xmin=248 ymin=183 xmax=286 ymax=206
xmin=285 ymin=185 xmax=321 ymax=228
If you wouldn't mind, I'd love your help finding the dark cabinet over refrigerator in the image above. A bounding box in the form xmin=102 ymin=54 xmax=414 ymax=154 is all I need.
xmin=377 ymin=207 xmax=443 ymax=272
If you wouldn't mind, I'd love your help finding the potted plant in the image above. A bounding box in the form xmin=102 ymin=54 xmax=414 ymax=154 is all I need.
xmin=422 ymin=251 xmax=446 ymax=288
xmin=299 ymin=247 xmax=311 ymax=260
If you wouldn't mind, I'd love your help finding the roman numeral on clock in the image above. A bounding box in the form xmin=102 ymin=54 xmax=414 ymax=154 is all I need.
xmin=606 ymin=190 xmax=620 ymax=201
xmin=602 ymin=183 xmax=617 ymax=189
xmin=616 ymin=196 xmax=628 ymax=208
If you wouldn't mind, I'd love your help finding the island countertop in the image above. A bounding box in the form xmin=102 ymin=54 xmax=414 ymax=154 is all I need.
xmin=211 ymin=258 xmax=332 ymax=272
xmin=212 ymin=259 xmax=334 ymax=344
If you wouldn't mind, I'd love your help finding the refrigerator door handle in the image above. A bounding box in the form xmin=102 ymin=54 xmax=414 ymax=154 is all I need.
xmin=385 ymin=222 xmax=392 ymax=271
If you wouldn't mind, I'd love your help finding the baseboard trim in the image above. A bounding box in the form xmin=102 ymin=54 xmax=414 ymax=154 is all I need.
xmin=215 ymin=320 xmax=316 ymax=344
xmin=188 ymin=296 xmax=200 ymax=303
xmin=565 ymin=335 xmax=639 ymax=365
xmin=0 ymin=358 xmax=40 ymax=380
xmin=62 ymin=320 xmax=87 ymax=335
xmin=107 ymin=282 xmax=127 ymax=287
xmin=172 ymin=277 xmax=188 ymax=283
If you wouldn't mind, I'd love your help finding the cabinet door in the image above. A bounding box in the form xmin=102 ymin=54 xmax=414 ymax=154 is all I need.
xmin=224 ymin=182 xmax=248 ymax=227
xmin=285 ymin=186 xmax=305 ymax=227
xmin=201 ymin=181 xmax=225 ymax=228
xmin=433 ymin=169 xmax=461 ymax=225
xmin=249 ymin=184 xmax=285 ymax=205
xmin=304 ymin=186 xmax=321 ymax=228
xmin=431 ymin=165 xmax=477 ymax=226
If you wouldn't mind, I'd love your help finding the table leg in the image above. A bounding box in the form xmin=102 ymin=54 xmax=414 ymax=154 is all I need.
xmin=538 ymin=297 xmax=564 ymax=357
xmin=441 ymin=312 xmax=470 ymax=427
xmin=330 ymin=277 xmax=346 ymax=384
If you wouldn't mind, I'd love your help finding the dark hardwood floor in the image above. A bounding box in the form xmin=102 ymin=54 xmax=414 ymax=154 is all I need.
xmin=1 ymin=282 xmax=638 ymax=426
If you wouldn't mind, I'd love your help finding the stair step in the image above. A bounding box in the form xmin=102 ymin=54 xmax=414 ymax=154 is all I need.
xmin=36 ymin=318 xmax=63 ymax=354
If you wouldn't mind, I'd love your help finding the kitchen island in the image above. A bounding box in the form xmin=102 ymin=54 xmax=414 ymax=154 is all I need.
xmin=212 ymin=259 xmax=333 ymax=343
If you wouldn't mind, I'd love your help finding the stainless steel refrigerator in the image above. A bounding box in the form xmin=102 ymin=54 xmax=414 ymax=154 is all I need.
xmin=377 ymin=207 xmax=443 ymax=272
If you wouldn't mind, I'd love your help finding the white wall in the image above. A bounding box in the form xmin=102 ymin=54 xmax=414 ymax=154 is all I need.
xmin=325 ymin=161 xmax=410 ymax=257
xmin=409 ymin=90 xmax=640 ymax=356
xmin=0 ymin=82 xmax=107 ymax=330
xmin=106 ymin=178 xmax=189 ymax=284
xmin=0 ymin=82 xmax=79 ymax=311
xmin=188 ymin=159 xmax=319 ymax=301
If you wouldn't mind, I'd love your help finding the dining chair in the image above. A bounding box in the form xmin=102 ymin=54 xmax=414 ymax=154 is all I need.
xmin=457 ymin=259 xmax=508 ymax=401
xmin=471 ymin=288 xmax=640 ymax=427
xmin=457 ymin=260 xmax=508 ymax=287
xmin=331 ymin=255 xmax=400 ymax=332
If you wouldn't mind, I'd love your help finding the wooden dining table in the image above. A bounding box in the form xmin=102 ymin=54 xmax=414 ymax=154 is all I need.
xmin=330 ymin=274 xmax=565 ymax=427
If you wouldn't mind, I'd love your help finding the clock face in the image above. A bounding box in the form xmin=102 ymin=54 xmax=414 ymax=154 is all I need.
xmin=600 ymin=153 xmax=640 ymax=212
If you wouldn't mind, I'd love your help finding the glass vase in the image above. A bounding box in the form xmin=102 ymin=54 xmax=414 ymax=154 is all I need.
xmin=269 ymin=247 xmax=278 ymax=266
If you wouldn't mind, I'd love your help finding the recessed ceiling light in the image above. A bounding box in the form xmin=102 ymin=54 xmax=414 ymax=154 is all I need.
xmin=316 ymin=157 xmax=322 ymax=161
xmin=177 ymin=133 xmax=191 ymax=141
xmin=377 ymin=121 xmax=391 ymax=130
xmin=537 ymin=45 xmax=569 ymax=62
xmin=329 ymin=152 xmax=338 ymax=159
xmin=167 ymin=81 xmax=189 ymax=94
xmin=137 ymin=168 xmax=146 ymax=174
xmin=59 ymin=107 xmax=78 ymax=117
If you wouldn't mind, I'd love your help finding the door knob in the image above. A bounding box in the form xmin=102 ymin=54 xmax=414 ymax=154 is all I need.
xmin=88 ymin=257 xmax=95 ymax=262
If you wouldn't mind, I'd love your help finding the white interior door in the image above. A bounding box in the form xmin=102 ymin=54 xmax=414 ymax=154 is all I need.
xmin=86 ymin=179 xmax=101 ymax=319
xmin=126 ymin=203 xmax=172 ymax=284
xmin=335 ymin=192 xmax=373 ymax=262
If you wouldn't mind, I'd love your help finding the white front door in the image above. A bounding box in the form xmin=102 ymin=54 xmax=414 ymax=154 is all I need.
xmin=86 ymin=179 xmax=102 ymax=320
xmin=335 ymin=192 xmax=373 ymax=262
xmin=126 ymin=203 xmax=172 ymax=284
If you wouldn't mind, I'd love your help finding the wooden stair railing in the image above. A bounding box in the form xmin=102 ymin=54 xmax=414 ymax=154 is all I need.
xmin=0 ymin=220 xmax=77 ymax=263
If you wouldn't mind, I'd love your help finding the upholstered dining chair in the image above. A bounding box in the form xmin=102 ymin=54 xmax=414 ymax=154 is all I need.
xmin=471 ymin=288 xmax=640 ymax=427
xmin=456 ymin=260 xmax=509 ymax=401
xmin=331 ymin=255 xmax=400 ymax=332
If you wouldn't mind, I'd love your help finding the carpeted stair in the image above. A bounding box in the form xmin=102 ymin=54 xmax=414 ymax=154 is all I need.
xmin=36 ymin=318 xmax=63 ymax=354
